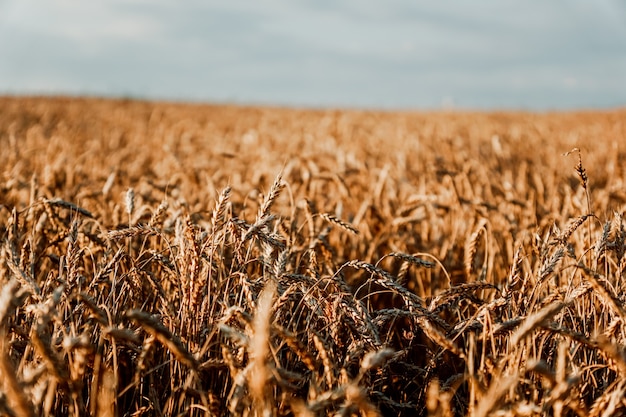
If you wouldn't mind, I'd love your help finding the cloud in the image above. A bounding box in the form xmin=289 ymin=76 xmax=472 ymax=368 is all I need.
xmin=0 ymin=0 xmax=624 ymax=109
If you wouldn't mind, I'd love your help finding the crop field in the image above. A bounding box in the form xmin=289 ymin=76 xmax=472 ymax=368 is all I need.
xmin=1 ymin=96 xmax=625 ymax=416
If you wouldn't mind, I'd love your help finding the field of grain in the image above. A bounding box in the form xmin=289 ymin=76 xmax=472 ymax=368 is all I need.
xmin=0 ymin=96 xmax=625 ymax=416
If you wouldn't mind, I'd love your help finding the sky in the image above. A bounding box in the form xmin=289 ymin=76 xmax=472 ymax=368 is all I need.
xmin=1 ymin=0 xmax=625 ymax=110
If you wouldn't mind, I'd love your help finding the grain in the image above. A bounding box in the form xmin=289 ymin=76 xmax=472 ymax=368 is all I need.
xmin=1 ymin=96 xmax=625 ymax=416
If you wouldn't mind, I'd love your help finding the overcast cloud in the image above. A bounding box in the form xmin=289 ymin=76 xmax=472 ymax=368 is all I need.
xmin=0 ymin=0 xmax=625 ymax=109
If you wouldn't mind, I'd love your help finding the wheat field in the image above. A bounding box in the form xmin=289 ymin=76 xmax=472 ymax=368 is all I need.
xmin=0 ymin=96 xmax=625 ymax=416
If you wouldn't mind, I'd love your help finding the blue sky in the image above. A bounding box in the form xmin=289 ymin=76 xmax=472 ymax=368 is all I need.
xmin=1 ymin=0 xmax=625 ymax=110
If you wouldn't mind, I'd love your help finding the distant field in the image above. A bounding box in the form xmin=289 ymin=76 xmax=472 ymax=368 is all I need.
xmin=1 ymin=96 xmax=625 ymax=416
